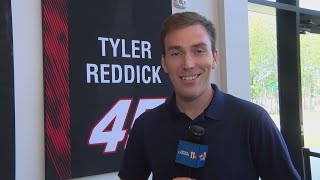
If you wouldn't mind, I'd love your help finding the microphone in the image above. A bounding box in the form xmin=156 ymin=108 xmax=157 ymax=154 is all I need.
xmin=175 ymin=125 xmax=208 ymax=177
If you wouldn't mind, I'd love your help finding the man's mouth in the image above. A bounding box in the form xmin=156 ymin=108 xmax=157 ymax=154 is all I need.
xmin=180 ymin=74 xmax=200 ymax=81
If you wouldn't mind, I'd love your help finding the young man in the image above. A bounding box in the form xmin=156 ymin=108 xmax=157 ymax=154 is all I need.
xmin=118 ymin=11 xmax=301 ymax=180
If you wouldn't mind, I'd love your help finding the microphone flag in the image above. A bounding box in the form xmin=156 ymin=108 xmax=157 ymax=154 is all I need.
xmin=175 ymin=140 xmax=208 ymax=168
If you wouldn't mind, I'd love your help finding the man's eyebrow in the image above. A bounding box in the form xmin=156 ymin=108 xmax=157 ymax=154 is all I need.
xmin=165 ymin=43 xmax=208 ymax=52
xmin=191 ymin=42 xmax=208 ymax=49
xmin=166 ymin=45 xmax=183 ymax=51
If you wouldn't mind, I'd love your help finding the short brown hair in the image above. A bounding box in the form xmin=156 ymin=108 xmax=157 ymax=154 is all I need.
xmin=160 ymin=11 xmax=216 ymax=54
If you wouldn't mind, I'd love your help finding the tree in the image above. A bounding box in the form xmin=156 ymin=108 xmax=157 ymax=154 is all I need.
xmin=248 ymin=11 xmax=278 ymax=112
xmin=249 ymin=11 xmax=320 ymax=112
xmin=300 ymin=33 xmax=320 ymax=110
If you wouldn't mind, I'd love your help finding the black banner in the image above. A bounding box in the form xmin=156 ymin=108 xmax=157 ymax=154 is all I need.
xmin=0 ymin=0 xmax=15 ymax=180
xmin=43 ymin=0 xmax=172 ymax=179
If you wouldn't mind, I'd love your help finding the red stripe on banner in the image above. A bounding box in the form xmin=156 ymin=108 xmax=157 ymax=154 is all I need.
xmin=43 ymin=0 xmax=71 ymax=179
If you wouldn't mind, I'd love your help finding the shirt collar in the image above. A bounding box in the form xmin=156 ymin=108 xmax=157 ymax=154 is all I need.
xmin=167 ymin=84 xmax=226 ymax=121
xmin=204 ymin=84 xmax=225 ymax=121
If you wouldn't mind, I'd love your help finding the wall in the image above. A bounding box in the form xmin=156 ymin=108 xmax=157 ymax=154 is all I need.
xmin=12 ymin=0 xmax=44 ymax=180
xmin=11 ymin=0 xmax=249 ymax=179
xmin=218 ymin=0 xmax=250 ymax=100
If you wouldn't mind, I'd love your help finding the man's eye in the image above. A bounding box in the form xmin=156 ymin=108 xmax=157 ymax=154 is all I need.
xmin=195 ymin=49 xmax=205 ymax=54
xmin=171 ymin=52 xmax=181 ymax=56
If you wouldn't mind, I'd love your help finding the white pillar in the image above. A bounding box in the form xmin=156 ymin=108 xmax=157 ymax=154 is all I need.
xmin=217 ymin=0 xmax=251 ymax=100
xmin=11 ymin=0 xmax=45 ymax=179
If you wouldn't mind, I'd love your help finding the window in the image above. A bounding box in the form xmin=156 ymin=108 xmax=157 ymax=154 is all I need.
xmin=300 ymin=0 xmax=320 ymax=11
xmin=300 ymin=32 xmax=320 ymax=148
xmin=248 ymin=0 xmax=320 ymax=177
xmin=248 ymin=11 xmax=280 ymax=128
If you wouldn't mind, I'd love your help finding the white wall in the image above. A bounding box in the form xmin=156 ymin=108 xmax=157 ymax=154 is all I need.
xmin=217 ymin=0 xmax=250 ymax=100
xmin=11 ymin=0 xmax=250 ymax=179
xmin=12 ymin=0 xmax=44 ymax=180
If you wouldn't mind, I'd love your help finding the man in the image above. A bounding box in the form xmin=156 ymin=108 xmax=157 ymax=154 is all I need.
xmin=118 ymin=11 xmax=300 ymax=180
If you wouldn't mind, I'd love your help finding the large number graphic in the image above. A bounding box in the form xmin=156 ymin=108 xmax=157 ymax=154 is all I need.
xmin=88 ymin=98 xmax=166 ymax=153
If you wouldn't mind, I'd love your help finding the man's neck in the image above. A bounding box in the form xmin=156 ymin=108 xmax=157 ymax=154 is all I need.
xmin=176 ymin=85 xmax=214 ymax=120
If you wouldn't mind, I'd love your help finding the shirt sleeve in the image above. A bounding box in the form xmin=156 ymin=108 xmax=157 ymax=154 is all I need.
xmin=250 ymin=109 xmax=301 ymax=180
xmin=118 ymin=117 xmax=151 ymax=180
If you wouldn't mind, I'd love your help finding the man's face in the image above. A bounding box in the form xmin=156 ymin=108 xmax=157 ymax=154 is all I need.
xmin=161 ymin=23 xmax=218 ymax=101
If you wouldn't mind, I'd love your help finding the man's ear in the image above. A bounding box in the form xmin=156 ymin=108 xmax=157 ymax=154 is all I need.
xmin=212 ymin=50 xmax=219 ymax=69
xmin=161 ymin=54 xmax=168 ymax=73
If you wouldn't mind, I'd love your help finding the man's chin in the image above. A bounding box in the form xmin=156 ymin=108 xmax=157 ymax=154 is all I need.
xmin=177 ymin=92 xmax=199 ymax=102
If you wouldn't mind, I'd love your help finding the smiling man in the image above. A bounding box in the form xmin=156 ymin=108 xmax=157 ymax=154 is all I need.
xmin=118 ymin=12 xmax=300 ymax=180
xmin=161 ymin=21 xmax=217 ymax=120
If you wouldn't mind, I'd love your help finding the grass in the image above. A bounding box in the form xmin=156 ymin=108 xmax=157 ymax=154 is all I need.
xmin=269 ymin=111 xmax=320 ymax=148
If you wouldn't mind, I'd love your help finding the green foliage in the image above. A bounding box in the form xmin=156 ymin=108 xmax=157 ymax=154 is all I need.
xmin=300 ymin=33 xmax=320 ymax=110
xmin=249 ymin=11 xmax=320 ymax=112
xmin=248 ymin=12 xmax=278 ymax=100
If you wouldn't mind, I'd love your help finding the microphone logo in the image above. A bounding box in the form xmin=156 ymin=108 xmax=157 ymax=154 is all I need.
xmin=178 ymin=150 xmax=189 ymax=156
xmin=189 ymin=151 xmax=196 ymax=159
xmin=175 ymin=140 xmax=208 ymax=168
xmin=199 ymin=152 xmax=207 ymax=161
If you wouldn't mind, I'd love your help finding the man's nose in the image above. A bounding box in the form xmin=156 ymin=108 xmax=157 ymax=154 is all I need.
xmin=182 ymin=53 xmax=195 ymax=69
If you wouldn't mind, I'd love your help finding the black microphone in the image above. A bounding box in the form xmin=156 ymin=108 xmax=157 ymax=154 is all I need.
xmin=175 ymin=125 xmax=208 ymax=178
xmin=187 ymin=125 xmax=205 ymax=143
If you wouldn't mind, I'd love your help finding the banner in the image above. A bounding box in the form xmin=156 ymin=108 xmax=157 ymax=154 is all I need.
xmin=43 ymin=0 xmax=172 ymax=179
xmin=0 ymin=1 xmax=15 ymax=180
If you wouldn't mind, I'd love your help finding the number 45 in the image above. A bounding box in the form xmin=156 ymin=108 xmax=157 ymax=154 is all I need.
xmin=88 ymin=98 xmax=166 ymax=154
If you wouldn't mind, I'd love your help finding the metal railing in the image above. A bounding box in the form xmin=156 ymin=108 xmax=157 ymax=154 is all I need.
xmin=303 ymin=147 xmax=320 ymax=180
